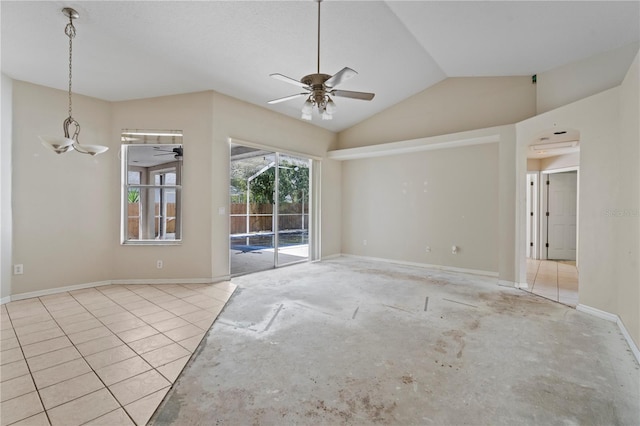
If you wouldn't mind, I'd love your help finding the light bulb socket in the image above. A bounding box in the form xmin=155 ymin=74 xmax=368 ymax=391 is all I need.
xmin=39 ymin=136 xmax=75 ymax=154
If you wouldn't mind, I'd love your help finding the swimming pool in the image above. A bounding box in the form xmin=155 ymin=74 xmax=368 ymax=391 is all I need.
xmin=230 ymin=230 xmax=308 ymax=252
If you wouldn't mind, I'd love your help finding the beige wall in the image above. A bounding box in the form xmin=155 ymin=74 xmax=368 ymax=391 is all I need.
xmin=516 ymin=49 xmax=640 ymax=347
xmin=526 ymin=154 xmax=580 ymax=172
xmin=616 ymin=51 xmax=639 ymax=347
xmin=11 ymin=81 xmax=114 ymax=295
xmin=540 ymin=153 xmax=580 ymax=171
xmin=9 ymin=84 xmax=339 ymax=296
xmin=1 ymin=74 xmax=13 ymax=300
xmin=537 ymin=42 xmax=640 ymax=115
xmin=319 ymin=159 xmax=342 ymax=258
xmin=341 ymin=142 xmax=499 ymax=273
xmin=518 ymin=90 xmax=619 ymax=308
xmin=527 ymin=159 xmax=541 ymax=172
xmin=338 ymin=77 xmax=536 ymax=149
xmin=111 ymin=92 xmax=216 ymax=281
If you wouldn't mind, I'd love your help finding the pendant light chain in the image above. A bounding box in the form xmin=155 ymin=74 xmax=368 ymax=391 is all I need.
xmin=65 ymin=17 xmax=75 ymax=119
xmin=38 ymin=7 xmax=108 ymax=156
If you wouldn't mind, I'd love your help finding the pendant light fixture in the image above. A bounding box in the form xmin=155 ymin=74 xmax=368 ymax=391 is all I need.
xmin=39 ymin=8 xmax=108 ymax=156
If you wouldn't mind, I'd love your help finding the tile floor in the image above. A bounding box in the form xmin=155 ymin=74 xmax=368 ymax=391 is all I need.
xmin=526 ymin=259 xmax=578 ymax=306
xmin=0 ymin=282 xmax=236 ymax=426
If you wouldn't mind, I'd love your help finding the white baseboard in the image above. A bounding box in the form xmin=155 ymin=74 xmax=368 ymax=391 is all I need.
xmin=111 ymin=277 xmax=229 ymax=285
xmin=499 ymin=280 xmax=529 ymax=289
xmin=2 ymin=276 xmax=232 ymax=304
xmin=576 ymin=304 xmax=618 ymax=322
xmin=11 ymin=280 xmax=112 ymax=302
xmin=577 ymin=304 xmax=640 ymax=365
xmin=320 ymin=253 xmax=342 ymax=261
xmin=340 ymin=254 xmax=499 ymax=278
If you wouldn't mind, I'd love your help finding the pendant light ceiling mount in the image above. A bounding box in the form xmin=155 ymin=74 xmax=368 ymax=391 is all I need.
xmin=39 ymin=7 xmax=108 ymax=156
xmin=62 ymin=7 xmax=79 ymax=20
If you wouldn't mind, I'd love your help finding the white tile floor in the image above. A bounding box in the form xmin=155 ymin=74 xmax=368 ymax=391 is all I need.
xmin=0 ymin=282 xmax=236 ymax=426
xmin=526 ymin=259 xmax=578 ymax=306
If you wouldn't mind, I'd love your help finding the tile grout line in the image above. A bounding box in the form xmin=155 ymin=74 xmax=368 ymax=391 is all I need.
xmin=5 ymin=299 xmax=53 ymax=426
xmin=3 ymin=282 xmax=233 ymax=426
xmin=49 ymin=289 xmax=141 ymax=425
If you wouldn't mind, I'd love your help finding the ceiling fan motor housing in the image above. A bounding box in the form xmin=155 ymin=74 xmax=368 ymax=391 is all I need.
xmin=302 ymin=73 xmax=332 ymax=107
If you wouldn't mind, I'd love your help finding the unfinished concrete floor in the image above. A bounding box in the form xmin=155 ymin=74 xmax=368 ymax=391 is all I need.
xmin=151 ymin=258 xmax=640 ymax=425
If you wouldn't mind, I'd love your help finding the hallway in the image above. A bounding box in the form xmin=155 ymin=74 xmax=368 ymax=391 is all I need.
xmin=526 ymin=259 xmax=579 ymax=306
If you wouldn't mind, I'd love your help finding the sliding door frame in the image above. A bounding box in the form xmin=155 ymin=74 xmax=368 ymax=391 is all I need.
xmin=229 ymin=138 xmax=321 ymax=275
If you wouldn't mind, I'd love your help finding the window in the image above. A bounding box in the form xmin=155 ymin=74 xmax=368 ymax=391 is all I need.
xmin=121 ymin=130 xmax=183 ymax=244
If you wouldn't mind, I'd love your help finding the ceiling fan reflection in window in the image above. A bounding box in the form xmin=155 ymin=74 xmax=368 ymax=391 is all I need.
xmin=268 ymin=0 xmax=375 ymax=121
xmin=153 ymin=146 xmax=183 ymax=159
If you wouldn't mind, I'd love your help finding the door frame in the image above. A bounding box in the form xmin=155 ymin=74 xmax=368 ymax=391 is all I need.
xmin=228 ymin=138 xmax=322 ymax=276
xmin=539 ymin=166 xmax=579 ymax=265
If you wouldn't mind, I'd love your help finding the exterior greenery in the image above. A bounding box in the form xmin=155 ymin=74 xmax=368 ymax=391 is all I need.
xmin=128 ymin=188 xmax=140 ymax=203
xmin=230 ymin=159 xmax=309 ymax=205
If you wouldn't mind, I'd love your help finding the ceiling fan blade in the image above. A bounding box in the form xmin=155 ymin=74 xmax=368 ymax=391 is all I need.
xmin=268 ymin=93 xmax=308 ymax=104
xmin=325 ymin=67 xmax=358 ymax=88
xmin=270 ymin=73 xmax=309 ymax=89
xmin=331 ymin=90 xmax=375 ymax=101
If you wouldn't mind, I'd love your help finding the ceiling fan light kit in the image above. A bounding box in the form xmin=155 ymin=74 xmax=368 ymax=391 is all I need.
xmin=268 ymin=0 xmax=375 ymax=121
xmin=39 ymin=7 xmax=108 ymax=156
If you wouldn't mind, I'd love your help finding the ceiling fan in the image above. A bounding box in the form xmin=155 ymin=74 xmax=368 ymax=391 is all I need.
xmin=268 ymin=0 xmax=375 ymax=121
xmin=153 ymin=146 xmax=183 ymax=159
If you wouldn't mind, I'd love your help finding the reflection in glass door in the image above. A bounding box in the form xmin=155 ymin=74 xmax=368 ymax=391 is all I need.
xmin=276 ymin=153 xmax=310 ymax=266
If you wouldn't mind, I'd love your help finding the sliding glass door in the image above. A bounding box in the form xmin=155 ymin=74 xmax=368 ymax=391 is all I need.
xmin=276 ymin=154 xmax=310 ymax=266
xmin=229 ymin=144 xmax=311 ymax=275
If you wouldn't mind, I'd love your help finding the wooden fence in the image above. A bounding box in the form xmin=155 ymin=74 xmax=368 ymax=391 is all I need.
xmin=127 ymin=203 xmax=176 ymax=239
xmin=230 ymin=203 xmax=308 ymax=234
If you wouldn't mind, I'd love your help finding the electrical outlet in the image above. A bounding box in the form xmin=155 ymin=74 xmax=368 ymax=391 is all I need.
xmin=156 ymin=260 xmax=163 ymax=269
xmin=363 ymin=239 xmax=367 ymax=246
xmin=13 ymin=264 xmax=24 ymax=275
xmin=425 ymin=246 xmax=431 ymax=253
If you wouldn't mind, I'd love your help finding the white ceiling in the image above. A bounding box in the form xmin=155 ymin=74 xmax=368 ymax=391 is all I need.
xmin=2 ymin=1 xmax=639 ymax=132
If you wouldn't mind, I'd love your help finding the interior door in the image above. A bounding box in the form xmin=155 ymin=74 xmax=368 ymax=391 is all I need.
xmin=526 ymin=173 xmax=538 ymax=259
xmin=546 ymin=171 xmax=577 ymax=260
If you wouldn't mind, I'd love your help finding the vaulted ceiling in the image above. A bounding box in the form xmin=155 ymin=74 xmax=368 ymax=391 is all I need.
xmin=2 ymin=1 xmax=639 ymax=132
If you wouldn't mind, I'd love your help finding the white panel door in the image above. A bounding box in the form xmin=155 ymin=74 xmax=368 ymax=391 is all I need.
xmin=547 ymin=171 xmax=577 ymax=260
xmin=526 ymin=173 xmax=538 ymax=259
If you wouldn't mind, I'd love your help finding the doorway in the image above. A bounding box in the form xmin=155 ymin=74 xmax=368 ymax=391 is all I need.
xmin=229 ymin=144 xmax=311 ymax=276
xmin=526 ymin=168 xmax=579 ymax=306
